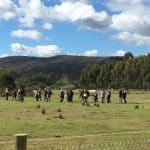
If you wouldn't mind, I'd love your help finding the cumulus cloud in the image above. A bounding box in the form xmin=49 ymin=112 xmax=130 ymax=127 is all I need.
xmin=84 ymin=49 xmax=98 ymax=56
xmin=106 ymin=0 xmax=144 ymax=12
xmin=0 ymin=0 xmax=111 ymax=32
xmin=114 ymin=32 xmax=150 ymax=46
xmin=52 ymin=2 xmax=111 ymax=31
xmin=106 ymin=0 xmax=150 ymax=46
xmin=43 ymin=23 xmax=53 ymax=30
xmin=113 ymin=50 xmax=126 ymax=56
xmin=10 ymin=0 xmax=111 ymax=31
xmin=19 ymin=17 xmax=35 ymax=28
xmin=17 ymin=0 xmax=44 ymax=28
xmin=11 ymin=29 xmax=43 ymax=41
xmin=111 ymin=12 xmax=150 ymax=36
xmin=79 ymin=11 xmax=112 ymax=31
xmin=11 ymin=43 xmax=63 ymax=57
xmin=0 ymin=0 xmax=18 ymax=20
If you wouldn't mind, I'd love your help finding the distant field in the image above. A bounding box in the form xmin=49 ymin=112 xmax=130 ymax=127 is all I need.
xmin=0 ymin=90 xmax=150 ymax=149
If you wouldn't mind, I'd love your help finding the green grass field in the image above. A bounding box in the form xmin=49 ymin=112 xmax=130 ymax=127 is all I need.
xmin=0 ymin=90 xmax=150 ymax=149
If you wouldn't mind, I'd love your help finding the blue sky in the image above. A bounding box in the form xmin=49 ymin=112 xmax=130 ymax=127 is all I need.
xmin=0 ymin=0 xmax=150 ymax=57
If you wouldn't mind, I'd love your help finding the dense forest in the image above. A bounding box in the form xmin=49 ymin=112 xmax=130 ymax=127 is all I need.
xmin=79 ymin=53 xmax=150 ymax=89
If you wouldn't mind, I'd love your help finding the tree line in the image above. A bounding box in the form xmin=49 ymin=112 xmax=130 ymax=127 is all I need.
xmin=79 ymin=53 xmax=150 ymax=89
xmin=0 ymin=53 xmax=149 ymax=95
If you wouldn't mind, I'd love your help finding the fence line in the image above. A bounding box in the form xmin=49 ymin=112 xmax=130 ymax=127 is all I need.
xmin=29 ymin=130 xmax=150 ymax=141
xmin=20 ymin=138 xmax=150 ymax=150
xmin=1 ymin=130 xmax=150 ymax=144
xmin=0 ymin=131 xmax=150 ymax=150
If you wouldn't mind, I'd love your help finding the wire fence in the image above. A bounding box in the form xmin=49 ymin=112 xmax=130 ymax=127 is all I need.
xmin=0 ymin=133 xmax=150 ymax=150
xmin=28 ymin=139 xmax=150 ymax=150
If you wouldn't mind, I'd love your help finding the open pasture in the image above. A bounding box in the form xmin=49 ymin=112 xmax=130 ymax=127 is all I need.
xmin=0 ymin=90 xmax=150 ymax=149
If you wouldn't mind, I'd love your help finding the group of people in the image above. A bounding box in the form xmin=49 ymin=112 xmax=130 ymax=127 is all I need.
xmin=79 ymin=89 xmax=111 ymax=103
xmin=100 ymin=89 xmax=111 ymax=103
xmin=34 ymin=88 xmax=52 ymax=102
xmin=4 ymin=87 xmax=25 ymax=102
xmin=33 ymin=88 xmax=74 ymax=103
xmin=3 ymin=87 xmax=127 ymax=104
xmin=79 ymin=89 xmax=127 ymax=104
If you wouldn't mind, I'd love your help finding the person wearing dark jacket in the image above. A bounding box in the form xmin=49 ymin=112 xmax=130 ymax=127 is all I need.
xmin=67 ymin=89 xmax=74 ymax=102
xmin=60 ymin=90 xmax=65 ymax=102
xmin=123 ymin=89 xmax=127 ymax=103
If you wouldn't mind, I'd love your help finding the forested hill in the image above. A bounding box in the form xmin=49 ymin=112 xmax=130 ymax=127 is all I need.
xmin=0 ymin=55 xmax=122 ymax=80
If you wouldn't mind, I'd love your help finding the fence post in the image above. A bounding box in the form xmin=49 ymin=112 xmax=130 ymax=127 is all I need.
xmin=14 ymin=134 xmax=27 ymax=150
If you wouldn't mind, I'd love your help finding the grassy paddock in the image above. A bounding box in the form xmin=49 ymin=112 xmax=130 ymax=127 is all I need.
xmin=0 ymin=90 xmax=150 ymax=149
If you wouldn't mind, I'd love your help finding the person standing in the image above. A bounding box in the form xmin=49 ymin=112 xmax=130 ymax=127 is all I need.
xmin=44 ymin=88 xmax=48 ymax=102
xmin=123 ymin=89 xmax=127 ymax=103
xmin=18 ymin=87 xmax=24 ymax=103
xmin=70 ymin=89 xmax=74 ymax=102
xmin=5 ymin=87 xmax=9 ymax=100
xmin=60 ymin=89 xmax=65 ymax=102
xmin=83 ymin=90 xmax=88 ymax=102
xmin=47 ymin=89 xmax=52 ymax=102
xmin=93 ymin=92 xmax=98 ymax=103
xmin=38 ymin=88 xmax=42 ymax=101
xmin=106 ymin=90 xmax=111 ymax=103
xmin=34 ymin=88 xmax=39 ymax=101
xmin=100 ymin=90 xmax=105 ymax=103
xmin=119 ymin=89 xmax=123 ymax=103
xmin=67 ymin=89 xmax=74 ymax=102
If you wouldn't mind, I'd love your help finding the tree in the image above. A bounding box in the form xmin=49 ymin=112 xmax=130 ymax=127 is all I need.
xmin=0 ymin=70 xmax=15 ymax=93
xmin=123 ymin=52 xmax=134 ymax=61
xmin=79 ymin=54 xmax=150 ymax=89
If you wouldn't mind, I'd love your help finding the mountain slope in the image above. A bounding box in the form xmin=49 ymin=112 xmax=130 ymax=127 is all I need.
xmin=0 ymin=55 xmax=122 ymax=80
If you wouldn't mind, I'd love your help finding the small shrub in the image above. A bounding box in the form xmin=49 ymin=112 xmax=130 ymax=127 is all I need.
xmin=96 ymin=104 xmax=100 ymax=107
xmin=37 ymin=104 xmax=41 ymax=108
xmin=55 ymin=135 xmax=61 ymax=138
xmin=82 ymin=102 xmax=85 ymax=105
xmin=57 ymin=108 xmax=62 ymax=112
xmin=41 ymin=108 xmax=46 ymax=114
xmin=134 ymin=105 xmax=139 ymax=109
xmin=94 ymin=103 xmax=97 ymax=106
xmin=86 ymin=102 xmax=90 ymax=107
xmin=59 ymin=113 xmax=65 ymax=119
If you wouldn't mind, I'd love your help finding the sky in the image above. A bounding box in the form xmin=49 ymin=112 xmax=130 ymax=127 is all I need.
xmin=0 ymin=0 xmax=150 ymax=57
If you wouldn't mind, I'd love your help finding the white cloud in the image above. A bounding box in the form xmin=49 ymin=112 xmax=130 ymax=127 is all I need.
xmin=106 ymin=0 xmax=145 ymax=12
xmin=15 ymin=0 xmax=111 ymax=31
xmin=111 ymin=12 xmax=150 ymax=36
xmin=114 ymin=32 xmax=150 ymax=46
xmin=0 ymin=0 xmax=17 ymax=20
xmin=19 ymin=17 xmax=35 ymax=28
xmin=106 ymin=0 xmax=150 ymax=46
xmin=113 ymin=50 xmax=126 ymax=56
xmin=0 ymin=54 xmax=9 ymax=58
xmin=84 ymin=49 xmax=98 ymax=56
xmin=52 ymin=2 xmax=111 ymax=31
xmin=11 ymin=43 xmax=63 ymax=57
xmin=43 ymin=23 xmax=53 ymax=30
xmin=59 ymin=0 xmax=87 ymax=2
xmin=17 ymin=0 xmax=44 ymax=28
xmin=0 ymin=0 xmax=111 ymax=31
xmin=11 ymin=29 xmax=43 ymax=41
